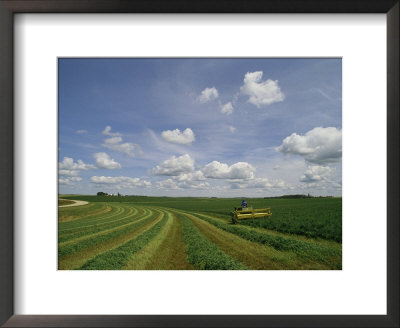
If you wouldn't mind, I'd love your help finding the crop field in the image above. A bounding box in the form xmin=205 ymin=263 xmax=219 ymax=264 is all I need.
xmin=58 ymin=196 xmax=342 ymax=270
xmin=58 ymin=198 xmax=75 ymax=206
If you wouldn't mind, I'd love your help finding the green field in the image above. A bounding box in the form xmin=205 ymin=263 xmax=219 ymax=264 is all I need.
xmin=58 ymin=198 xmax=75 ymax=206
xmin=58 ymin=196 xmax=342 ymax=270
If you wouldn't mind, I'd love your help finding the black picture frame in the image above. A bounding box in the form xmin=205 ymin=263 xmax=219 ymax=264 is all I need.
xmin=0 ymin=1 xmax=398 ymax=327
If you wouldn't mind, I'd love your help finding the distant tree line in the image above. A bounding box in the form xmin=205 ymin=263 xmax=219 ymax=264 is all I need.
xmin=97 ymin=192 xmax=123 ymax=196
xmin=263 ymin=194 xmax=334 ymax=199
xmin=264 ymin=194 xmax=313 ymax=199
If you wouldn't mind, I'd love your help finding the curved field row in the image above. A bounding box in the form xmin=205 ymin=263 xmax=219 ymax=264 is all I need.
xmin=187 ymin=212 xmax=340 ymax=267
xmin=59 ymin=206 xmax=162 ymax=269
xmin=58 ymin=199 xmax=89 ymax=208
xmin=58 ymin=201 xmax=342 ymax=270
xmin=59 ymin=207 xmax=157 ymax=259
xmin=59 ymin=204 xmax=130 ymax=231
xmin=59 ymin=207 xmax=142 ymax=243
xmin=58 ymin=199 xmax=76 ymax=206
xmin=58 ymin=202 xmax=113 ymax=223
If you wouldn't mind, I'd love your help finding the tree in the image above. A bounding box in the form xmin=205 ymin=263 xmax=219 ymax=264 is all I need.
xmin=97 ymin=191 xmax=108 ymax=196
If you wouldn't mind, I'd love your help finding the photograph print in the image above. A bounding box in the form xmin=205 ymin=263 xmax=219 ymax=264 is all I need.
xmin=58 ymin=58 xmax=342 ymax=270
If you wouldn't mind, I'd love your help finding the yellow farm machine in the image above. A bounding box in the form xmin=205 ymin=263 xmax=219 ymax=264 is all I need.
xmin=231 ymin=206 xmax=272 ymax=224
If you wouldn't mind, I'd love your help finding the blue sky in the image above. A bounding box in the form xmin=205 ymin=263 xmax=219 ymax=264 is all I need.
xmin=58 ymin=58 xmax=342 ymax=197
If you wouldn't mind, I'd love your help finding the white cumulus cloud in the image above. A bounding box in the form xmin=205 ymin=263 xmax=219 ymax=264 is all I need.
xmin=198 ymin=87 xmax=219 ymax=103
xmin=101 ymin=126 xmax=142 ymax=157
xmin=90 ymin=176 xmax=151 ymax=189
xmin=220 ymin=102 xmax=233 ymax=115
xmin=59 ymin=157 xmax=95 ymax=183
xmin=161 ymin=128 xmax=195 ymax=145
xmin=173 ymin=170 xmax=205 ymax=182
xmin=58 ymin=157 xmax=96 ymax=186
xmin=104 ymin=136 xmax=122 ymax=144
xmin=157 ymin=171 xmax=210 ymax=190
xmin=58 ymin=169 xmax=80 ymax=177
xmin=300 ymin=165 xmax=333 ymax=183
xmin=157 ymin=179 xmax=180 ymax=190
xmin=202 ymin=161 xmax=255 ymax=180
xmin=157 ymin=169 xmax=208 ymax=190
xmin=102 ymin=126 xmax=121 ymax=137
xmin=152 ymin=154 xmax=195 ymax=176
xmin=59 ymin=177 xmax=82 ymax=185
xmin=59 ymin=157 xmax=96 ymax=170
xmin=93 ymin=152 xmax=121 ymax=170
xmin=177 ymin=180 xmax=210 ymax=189
xmin=240 ymin=71 xmax=284 ymax=107
xmin=102 ymin=137 xmax=142 ymax=157
xmin=229 ymin=126 xmax=236 ymax=133
xmin=229 ymin=177 xmax=291 ymax=190
xmin=276 ymin=127 xmax=342 ymax=164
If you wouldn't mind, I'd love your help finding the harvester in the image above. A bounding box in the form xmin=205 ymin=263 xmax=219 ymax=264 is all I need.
xmin=231 ymin=206 xmax=272 ymax=224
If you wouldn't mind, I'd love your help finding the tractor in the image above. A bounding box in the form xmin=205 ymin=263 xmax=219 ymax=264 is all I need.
xmin=230 ymin=206 xmax=272 ymax=224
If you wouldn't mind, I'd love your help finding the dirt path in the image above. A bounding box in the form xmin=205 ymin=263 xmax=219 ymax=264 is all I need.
xmin=59 ymin=200 xmax=89 ymax=208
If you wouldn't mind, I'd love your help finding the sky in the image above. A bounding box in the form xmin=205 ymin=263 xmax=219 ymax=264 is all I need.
xmin=58 ymin=58 xmax=342 ymax=197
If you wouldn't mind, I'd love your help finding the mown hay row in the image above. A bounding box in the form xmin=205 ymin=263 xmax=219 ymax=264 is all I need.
xmin=123 ymin=210 xmax=194 ymax=270
xmin=138 ymin=210 xmax=194 ymax=270
xmin=184 ymin=212 xmax=327 ymax=270
xmin=122 ymin=210 xmax=175 ymax=269
xmin=58 ymin=208 xmax=160 ymax=258
xmin=177 ymin=213 xmax=247 ymax=270
xmin=58 ymin=209 xmax=164 ymax=270
xmin=58 ymin=202 xmax=341 ymax=270
xmin=59 ymin=204 xmax=135 ymax=232
xmin=59 ymin=207 xmax=145 ymax=243
xmin=79 ymin=211 xmax=170 ymax=270
xmin=58 ymin=202 xmax=114 ymax=223
xmin=189 ymin=212 xmax=341 ymax=269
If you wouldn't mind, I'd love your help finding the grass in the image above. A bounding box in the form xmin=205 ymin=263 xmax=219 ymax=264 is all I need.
xmin=58 ymin=196 xmax=342 ymax=270
xmin=123 ymin=210 xmax=176 ymax=269
xmin=139 ymin=211 xmax=193 ymax=270
xmin=183 ymin=211 xmax=327 ymax=269
xmin=58 ymin=199 xmax=75 ymax=206
xmin=62 ymin=195 xmax=342 ymax=242
xmin=58 ymin=213 xmax=163 ymax=270
xmin=240 ymin=198 xmax=342 ymax=242
xmin=58 ymin=207 xmax=140 ymax=243
xmin=79 ymin=212 xmax=169 ymax=270
xmin=58 ymin=207 xmax=159 ymax=258
xmin=178 ymin=213 xmax=247 ymax=270
xmin=190 ymin=212 xmax=341 ymax=269
xmin=59 ymin=204 xmax=133 ymax=231
xmin=58 ymin=202 xmax=113 ymax=223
